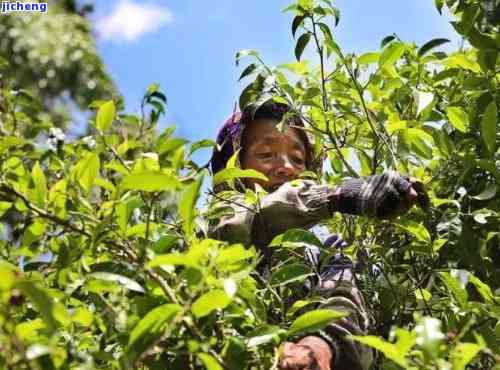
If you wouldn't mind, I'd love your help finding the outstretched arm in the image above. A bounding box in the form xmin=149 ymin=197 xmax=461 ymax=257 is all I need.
xmin=209 ymin=171 xmax=423 ymax=245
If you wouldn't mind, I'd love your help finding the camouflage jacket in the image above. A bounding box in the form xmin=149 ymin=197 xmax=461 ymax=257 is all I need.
xmin=208 ymin=180 xmax=374 ymax=370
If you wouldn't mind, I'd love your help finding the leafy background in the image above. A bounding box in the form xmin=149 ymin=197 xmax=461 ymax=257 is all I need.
xmin=0 ymin=0 xmax=499 ymax=369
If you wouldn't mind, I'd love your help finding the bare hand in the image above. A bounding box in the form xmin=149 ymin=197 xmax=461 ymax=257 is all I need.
xmin=279 ymin=336 xmax=332 ymax=370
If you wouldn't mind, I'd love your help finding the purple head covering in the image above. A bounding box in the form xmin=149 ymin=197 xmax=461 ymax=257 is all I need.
xmin=210 ymin=112 xmax=243 ymax=175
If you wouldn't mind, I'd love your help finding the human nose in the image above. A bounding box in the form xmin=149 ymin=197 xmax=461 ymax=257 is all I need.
xmin=274 ymin=154 xmax=296 ymax=177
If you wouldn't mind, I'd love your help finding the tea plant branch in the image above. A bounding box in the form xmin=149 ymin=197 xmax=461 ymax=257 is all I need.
xmin=206 ymin=189 xmax=256 ymax=213
xmin=311 ymin=16 xmax=362 ymax=176
xmin=298 ymin=115 xmax=359 ymax=177
xmin=310 ymin=16 xmax=328 ymax=112
xmin=409 ymin=250 xmax=433 ymax=317
xmin=334 ymin=47 xmax=398 ymax=168
xmin=101 ymin=133 xmax=131 ymax=172
xmin=0 ymin=183 xmax=180 ymax=305
xmin=0 ymin=184 xmax=93 ymax=239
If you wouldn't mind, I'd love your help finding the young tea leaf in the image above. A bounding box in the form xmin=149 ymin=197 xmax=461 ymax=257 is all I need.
xmin=121 ymin=171 xmax=181 ymax=192
xmin=75 ymin=152 xmax=100 ymax=193
xmin=238 ymin=63 xmax=258 ymax=81
xmin=288 ymin=309 xmax=346 ymax=337
xmin=480 ymin=101 xmax=497 ymax=155
xmin=447 ymin=107 xmax=469 ymax=133
xmin=88 ymin=272 xmax=145 ymax=293
xmin=178 ymin=174 xmax=204 ymax=236
xmin=379 ymin=42 xmax=405 ymax=68
xmin=292 ymin=15 xmax=306 ymax=38
xmin=191 ymin=289 xmax=231 ymax=318
xmin=417 ymin=38 xmax=450 ymax=57
xmin=96 ymin=100 xmax=116 ymax=132
xmin=124 ymin=304 xmax=181 ymax=366
xmin=349 ymin=335 xmax=408 ymax=368
xmin=212 ymin=168 xmax=268 ymax=186
xmin=197 ymin=353 xmax=224 ymax=370
xmin=295 ymin=33 xmax=311 ymax=61
xmin=451 ymin=343 xmax=482 ymax=370
xmin=32 ymin=162 xmax=47 ymax=208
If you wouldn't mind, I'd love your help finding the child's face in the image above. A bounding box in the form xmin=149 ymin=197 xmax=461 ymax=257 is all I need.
xmin=240 ymin=118 xmax=307 ymax=191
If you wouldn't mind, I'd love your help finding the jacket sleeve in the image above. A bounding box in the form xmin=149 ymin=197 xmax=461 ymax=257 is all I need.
xmin=313 ymin=278 xmax=374 ymax=370
xmin=208 ymin=180 xmax=336 ymax=245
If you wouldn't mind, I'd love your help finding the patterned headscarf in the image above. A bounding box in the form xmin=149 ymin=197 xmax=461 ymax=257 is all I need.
xmin=210 ymin=111 xmax=244 ymax=175
xmin=210 ymin=101 xmax=320 ymax=179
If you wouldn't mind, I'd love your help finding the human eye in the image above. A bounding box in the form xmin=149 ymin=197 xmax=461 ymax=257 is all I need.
xmin=292 ymin=156 xmax=305 ymax=165
xmin=257 ymin=151 xmax=274 ymax=160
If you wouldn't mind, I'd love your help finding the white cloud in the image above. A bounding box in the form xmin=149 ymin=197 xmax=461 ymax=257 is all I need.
xmin=97 ymin=1 xmax=173 ymax=43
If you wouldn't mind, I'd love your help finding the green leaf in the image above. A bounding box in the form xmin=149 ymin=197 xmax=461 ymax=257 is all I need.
xmin=75 ymin=152 xmax=100 ymax=193
xmin=477 ymin=49 xmax=498 ymax=72
xmin=402 ymin=128 xmax=434 ymax=159
xmin=451 ymin=343 xmax=482 ymax=370
xmin=288 ymin=309 xmax=346 ymax=337
xmin=179 ymin=175 xmax=204 ymax=235
xmin=246 ymin=325 xmax=284 ymax=347
xmin=215 ymin=244 xmax=255 ymax=270
xmin=32 ymin=162 xmax=47 ymax=208
xmin=418 ymin=38 xmax=450 ymax=57
xmin=380 ymin=35 xmax=396 ymax=48
xmin=295 ymin=33 xmax=311 ymax=61
xmin=469 ymin=274 xmax=494 ymax=303
xmin=447 ymin=107 xmax=469 ymax=133
xmin=0 ymin=136 xmax=25 ymax=153
xmin=270 ymin=228 xmax=323 ymax=249
xmin=72 ymin=307 xmax=93 ymax=327
xmin=238 ymin=63 xmax=258 ymax=81
xmin=157 ymin=138 xmax=188 ymax=155
xmin=435 ymin=0 xmax=444 ymax=14
xmin=148 ymin=253 xmax=197 ymax=268
xmin=189 ymin=139 xmax=216 ymax=155
xmin=116 ymin=196 xmax=142 ymax=234
xmin=396 ymin=220 xmax=431 ymax=244
xmin=281 ymin=61 xmax=309 ymax=75
xmin=124 ymin=304 xmax=181 ymax=366
xmin=96 ymin=100 xmax=116 ymax=132
xmin=468 ymin=28 xmax=497 ymax=50
xmin=88 ymin=272 xmax=145 ymax=293
xmin=480 ymin=101 xmax=497 ymax=155
xmin=271 ymin=263 xmax=310 ymax=286
xmin=0 ymin=261 xmax=17 ymax=291
xmin=121 ymin=171 xmax=181 ymax=192
xmin=317 ymin=22 xmax=333 ymax=44
xmin=197 ymin=353 xmax=224 ymax=370
xmin=235 ymin=49 xmax=259 ymax=66
xmin=0 ymin=201 xmax=12 ymax=218
xmin=239 ymin=74 xmax=265 ymax=110
xmin=349 ymin=335 xmax=408 ymax=367
xmin=17 ymin=281 xmax=59 ymax=335
xmin=192 ymin=290 xmax=231 ymax=318
xmin=379 ymin=42 xmax=405 ymax=68
xmin=357 ymin=52 xmax=379 ymax=65
xmin=292 ymin=15 xmax=306 ymax=38
xmin=472 ymin=183 xmax=497 ymax=201
xmin=15 ymin=319 xmax=45 ymax=341
xmin=212 ymin=168 xmax=268 ymax=186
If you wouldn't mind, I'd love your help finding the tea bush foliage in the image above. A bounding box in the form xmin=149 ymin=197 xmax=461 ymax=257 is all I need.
xmin=0 ymin=0 xmax=499 ymax=369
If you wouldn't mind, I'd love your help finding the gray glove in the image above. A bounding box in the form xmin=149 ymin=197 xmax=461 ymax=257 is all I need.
xmin=332 ymin=171 xmax=414 ymax=218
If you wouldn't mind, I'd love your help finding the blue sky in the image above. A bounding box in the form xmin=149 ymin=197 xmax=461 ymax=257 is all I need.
xmin=88 ymin=0 xmax=458 ymax=163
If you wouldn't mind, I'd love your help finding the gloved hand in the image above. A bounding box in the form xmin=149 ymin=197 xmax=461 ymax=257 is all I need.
xmin=331 ymin=171 xmax=427 ymax=219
